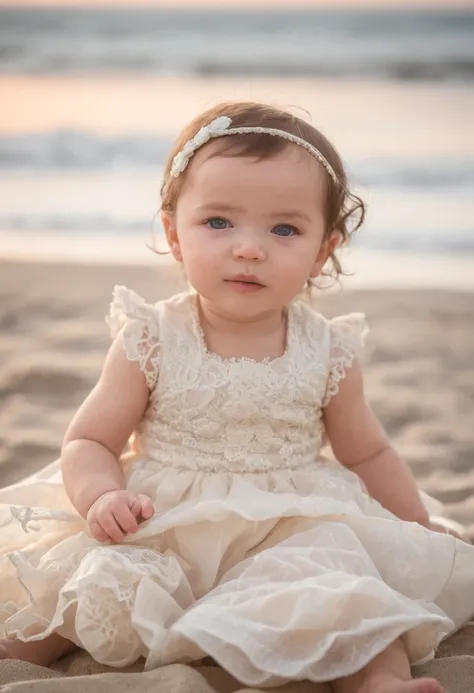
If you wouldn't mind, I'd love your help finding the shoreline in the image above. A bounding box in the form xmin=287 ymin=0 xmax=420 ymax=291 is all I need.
xmin=1 ymin=241 xmax=474 ymax=292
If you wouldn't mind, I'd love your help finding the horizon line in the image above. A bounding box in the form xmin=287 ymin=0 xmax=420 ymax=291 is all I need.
xmin=1 ymin=0 xmax=473 ymax=10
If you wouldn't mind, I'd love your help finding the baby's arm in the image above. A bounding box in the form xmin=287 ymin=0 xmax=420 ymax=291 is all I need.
xmin=323 ymin=359 xmax=430 ymax=526
xmin=61 ymin=330 xmax=150 ymax=523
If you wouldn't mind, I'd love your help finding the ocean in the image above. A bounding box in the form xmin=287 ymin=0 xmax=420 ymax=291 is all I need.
xmin=1 ymin=6 xmax=474 ymax=285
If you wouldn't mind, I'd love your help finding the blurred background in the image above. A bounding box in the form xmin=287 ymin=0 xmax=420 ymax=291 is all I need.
xmin=1 ymin=3 xmax=474 ymax=544
xmin=1 ymin=0 xmax=474 ymax=287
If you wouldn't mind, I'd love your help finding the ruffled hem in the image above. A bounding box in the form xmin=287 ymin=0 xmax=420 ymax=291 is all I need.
xmin=2 ymin=457 xmax=473 ymax=683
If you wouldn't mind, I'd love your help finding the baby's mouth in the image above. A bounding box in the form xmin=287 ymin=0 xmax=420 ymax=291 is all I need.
xmin=226 ymin=274 xmax=265 ymax=287
xmin=225 ymin=275 xmax=266 ymax=292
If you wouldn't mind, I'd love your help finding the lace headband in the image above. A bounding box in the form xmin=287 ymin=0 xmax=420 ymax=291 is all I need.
xmin=169 ymin=115 xmax=339 ymax=185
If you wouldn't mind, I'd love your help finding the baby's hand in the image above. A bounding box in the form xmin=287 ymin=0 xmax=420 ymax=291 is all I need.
xmin=87 ymin=490 xmax=154 ymax=543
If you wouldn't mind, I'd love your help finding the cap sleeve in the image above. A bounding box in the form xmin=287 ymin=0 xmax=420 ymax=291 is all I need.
xmin=106 ymin=285 xmax=160 ymax=390
xmin=323 ymin=313 xmax=368 ymax=407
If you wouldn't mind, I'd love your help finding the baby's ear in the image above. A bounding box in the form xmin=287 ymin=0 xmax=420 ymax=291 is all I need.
xmin=161 ymin=212 xmax=182 ymax=262
xmin=326 ymin=229 xmax=343 ymax=255
xmin=310 ymin=230 xmax=342 ymax=278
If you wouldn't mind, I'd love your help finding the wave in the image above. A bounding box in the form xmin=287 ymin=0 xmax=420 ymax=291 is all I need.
xmin=1 ymin=131 xmax=474 ymax=192
xmin=1 ymin=8 xmax=473 ymax=82
xmin=354 ymin=233 xmax=474 ymax=254
xmin=0 ymin=132 xmax=170 ymax=170
xmin=2 ymin=55 xmax=474 ymax=82
xmin=1 ymin=215 xmax=473 ymax=254
xmin=0 ymin=214 xmax=150 ymax=233
xmin=193 ymin=58 xmax=474 ymax=82
xmin=2 ymin=53 xmax=473 ymax=84
xmin=350 ymin=160 xmax=474 ymax=190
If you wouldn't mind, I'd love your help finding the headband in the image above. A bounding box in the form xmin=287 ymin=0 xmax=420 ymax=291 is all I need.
xmin=169 ymin=115 xmax=339 ymax=185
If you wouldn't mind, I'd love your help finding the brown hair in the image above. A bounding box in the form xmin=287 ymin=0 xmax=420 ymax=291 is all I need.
xmin=160 ymin=101 xmax=365 ymax=280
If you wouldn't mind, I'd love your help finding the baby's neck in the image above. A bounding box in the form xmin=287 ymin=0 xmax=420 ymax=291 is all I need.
xmin=196 ymin=297 xmax=288 ymax=362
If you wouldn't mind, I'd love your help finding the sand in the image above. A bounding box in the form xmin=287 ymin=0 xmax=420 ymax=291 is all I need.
xmin=0 ymin=258 xmax=473 ymax=691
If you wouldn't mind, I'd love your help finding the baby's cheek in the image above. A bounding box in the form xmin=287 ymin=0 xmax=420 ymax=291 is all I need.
xmin=183 ymin=257 xmax=220 ymax=297
xmin=280 ymin=249 xmax=316 ymax=280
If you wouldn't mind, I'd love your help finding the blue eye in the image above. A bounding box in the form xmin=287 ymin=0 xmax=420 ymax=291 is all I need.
xmin=206 ymin=217 xmax=230 ymax=230
xmin=272 ymin=224 xmax=299 ymax=237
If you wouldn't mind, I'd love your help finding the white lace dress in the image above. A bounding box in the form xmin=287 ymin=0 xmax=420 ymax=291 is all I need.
xmin=0 ymin=286 xmax=473 ymax=687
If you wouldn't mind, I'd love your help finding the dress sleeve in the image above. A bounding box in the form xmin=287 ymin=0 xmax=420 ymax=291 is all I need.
xmin=106 ymin=285 xmax=160 ymax=390
xmin=323 ymin=313 xmax=368 ymax=407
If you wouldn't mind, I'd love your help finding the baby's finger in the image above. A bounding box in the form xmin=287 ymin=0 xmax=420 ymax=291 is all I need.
xmin=138 ymin=494 xmax=155 ymax=520
xmin=128 ymin=495 xmax=153 ymax=520
xmin=128 ymin=496 xmax=143 ymax=518
xmin=97 ymin=513 xmax=124 ymax=543
xmin=89 ymin=520 xmax=111 ymax=544
xmin=113 ymin=503 xmax=138 ymax=535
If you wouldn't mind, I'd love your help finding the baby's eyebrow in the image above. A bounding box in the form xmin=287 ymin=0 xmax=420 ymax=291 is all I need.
xmin=272 ymin=210 xmax=311 ymax=223
xmin=194 ymin=202 xmax=244 ymax=214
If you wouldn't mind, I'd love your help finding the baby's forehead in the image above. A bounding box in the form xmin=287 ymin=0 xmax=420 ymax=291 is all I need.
xmin=192 ymin=137 xmax=317 ymax=168
xmin=184 ymin=139 xmax=326 ymax=194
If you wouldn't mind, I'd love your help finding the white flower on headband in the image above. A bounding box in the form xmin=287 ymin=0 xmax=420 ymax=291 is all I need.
xmin=167 ymin=114 xmax=340 ymax=185
xmin=170 ymin=116 xmax=232 ymax=177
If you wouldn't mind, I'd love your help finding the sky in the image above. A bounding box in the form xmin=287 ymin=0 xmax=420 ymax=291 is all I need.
xmin=1 ymin=0 xmax=469 ymax=7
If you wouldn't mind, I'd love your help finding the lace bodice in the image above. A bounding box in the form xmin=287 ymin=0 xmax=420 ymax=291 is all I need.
xmin=108 ymin=287 xmax=367 ymax=474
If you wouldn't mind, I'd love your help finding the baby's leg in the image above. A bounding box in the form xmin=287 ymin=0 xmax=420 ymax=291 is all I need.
xmin=0 ymin=633 xmax=76 ymax=667
xmin=331 ymin=638 xmax=445 ymax=693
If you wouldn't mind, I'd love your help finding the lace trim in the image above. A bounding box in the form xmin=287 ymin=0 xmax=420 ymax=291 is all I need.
xmin=323 ymin=313 xmax=368 ymax=407
xmin=106 ymin=285 xmax=161 ymax=390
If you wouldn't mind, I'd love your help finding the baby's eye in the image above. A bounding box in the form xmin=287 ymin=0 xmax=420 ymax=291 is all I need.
xmin=272 ymin=224 xmax=299 ymax=237
xmin=206 ymin=217 xmax=230 ymax=230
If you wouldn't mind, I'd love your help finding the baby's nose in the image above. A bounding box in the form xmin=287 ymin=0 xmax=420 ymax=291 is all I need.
xmin=233 ymin=234 xmax=266 ymax=261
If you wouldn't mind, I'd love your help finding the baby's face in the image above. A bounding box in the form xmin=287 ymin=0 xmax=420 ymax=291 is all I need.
xmin=165 ymin=141 xmax=333 ymax=319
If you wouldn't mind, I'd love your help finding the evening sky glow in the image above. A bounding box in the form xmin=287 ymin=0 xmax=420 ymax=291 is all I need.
xmin=0 ymin=0 xmax=468 ymax=8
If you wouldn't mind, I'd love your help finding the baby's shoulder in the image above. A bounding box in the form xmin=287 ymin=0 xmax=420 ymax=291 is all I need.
xmin=107 ymin=286 xmax=193 ymax=336
xmin=291 ymin=299 xmax=368 ymax=351
xmin=105 ymin=287 xmax=195 ymax=390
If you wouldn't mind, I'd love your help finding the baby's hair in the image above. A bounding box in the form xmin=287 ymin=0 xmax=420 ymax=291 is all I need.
xmin=159 ymin=101 xmax=365 ymax=281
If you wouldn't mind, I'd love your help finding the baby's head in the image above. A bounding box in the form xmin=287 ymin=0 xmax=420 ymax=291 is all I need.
xmin=160 ymin=101 xmax=364 ymax=313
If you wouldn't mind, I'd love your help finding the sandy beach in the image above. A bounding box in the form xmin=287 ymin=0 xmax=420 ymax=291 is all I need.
xmin=1 ymin=4 xmax=474 ymax=689
xmin=0 ymin=258 xmax=473 ymax=691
